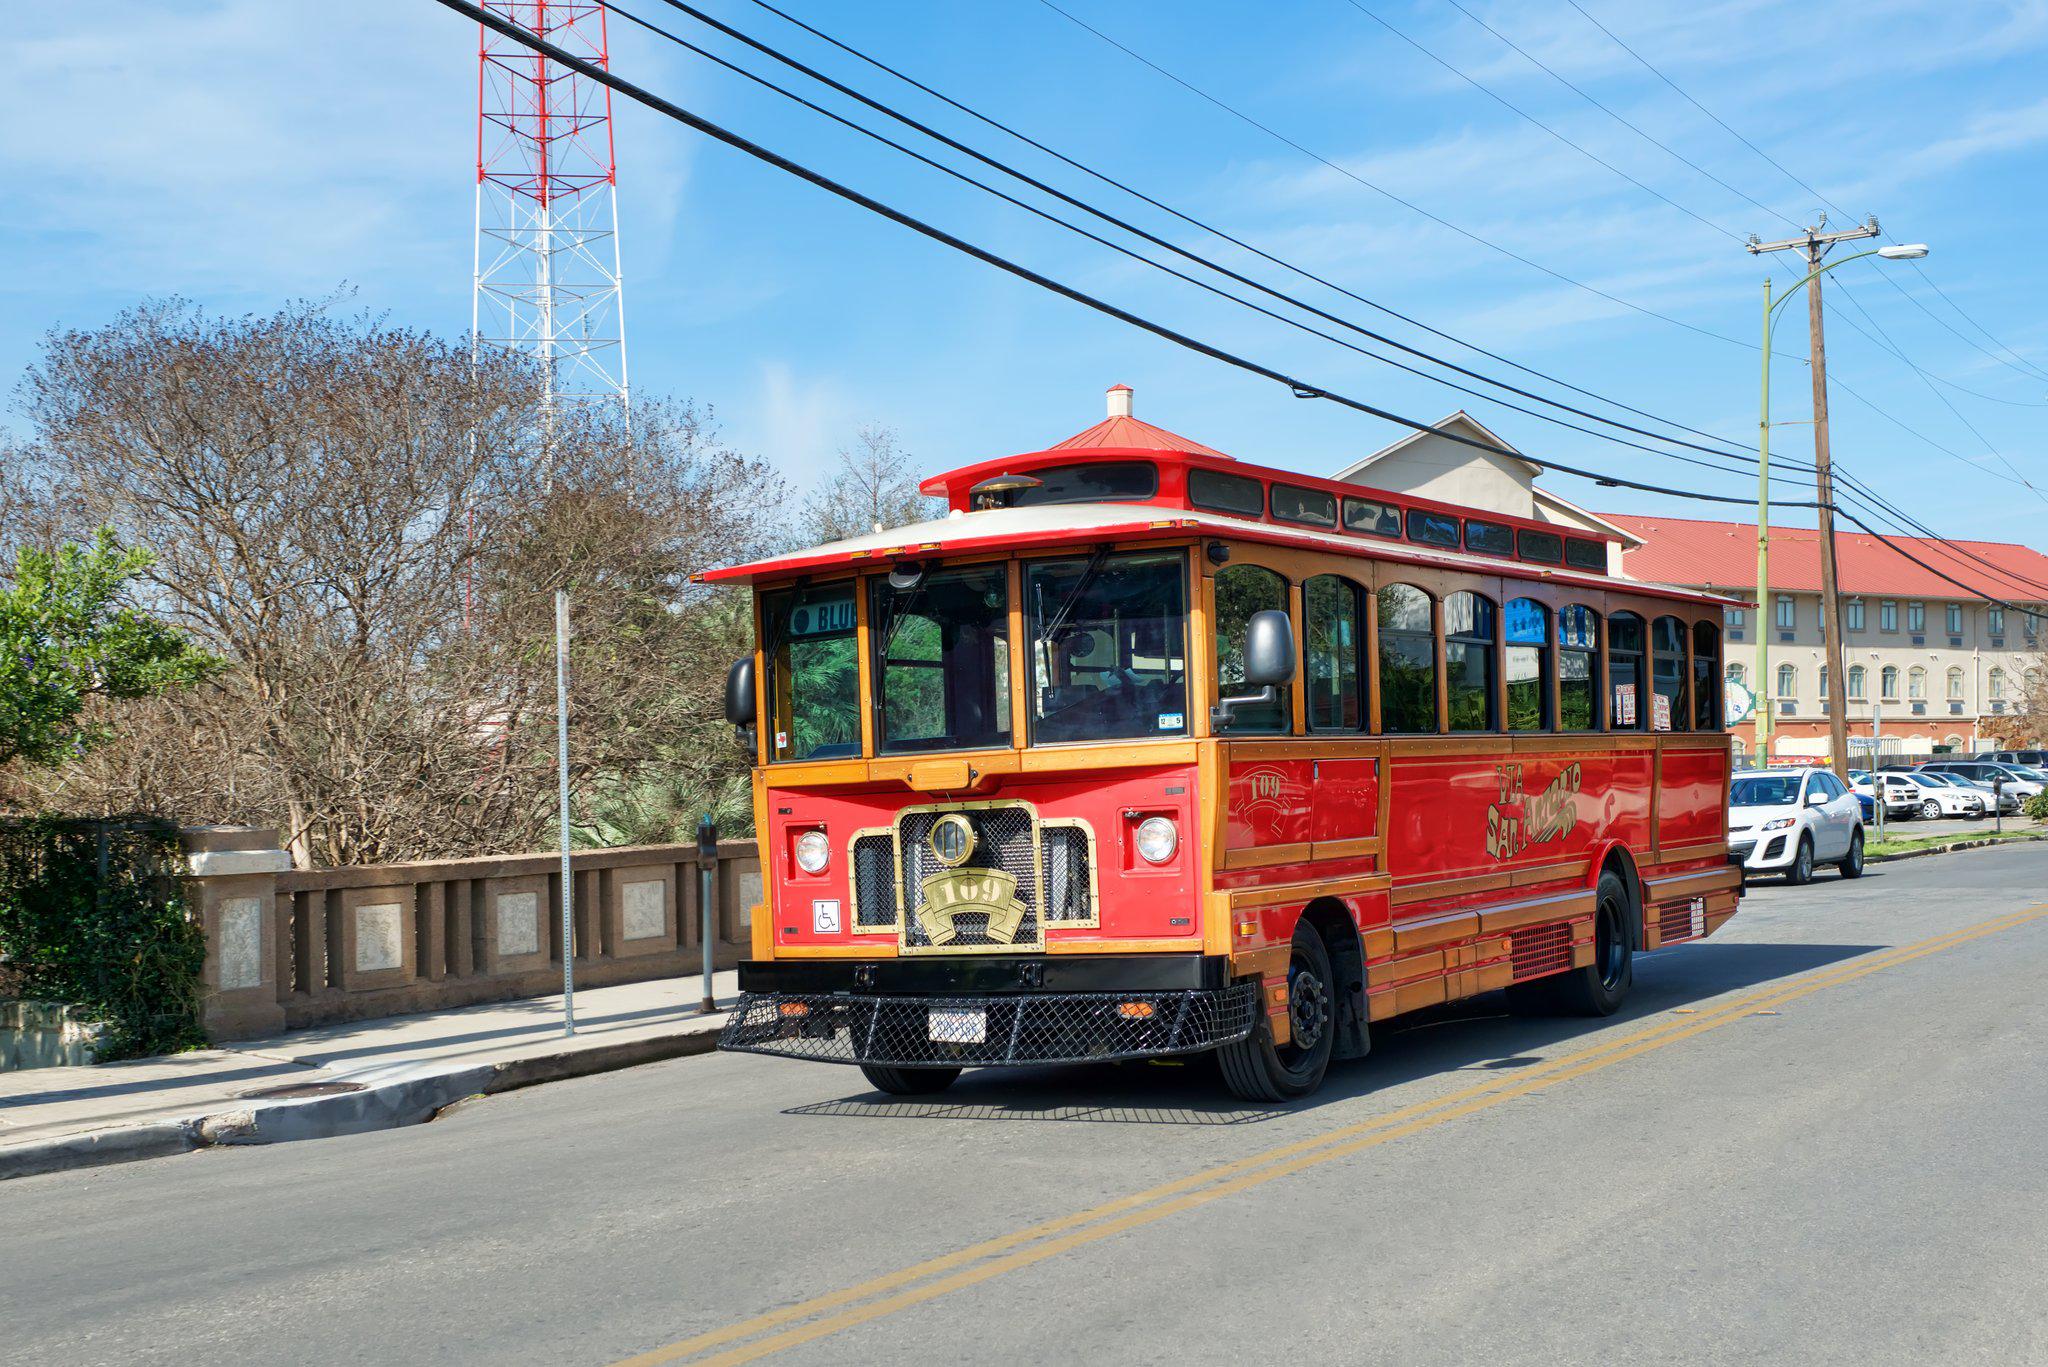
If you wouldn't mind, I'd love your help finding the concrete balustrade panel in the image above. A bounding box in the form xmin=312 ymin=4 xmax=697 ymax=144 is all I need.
xmin=609 ymin=866 xmax=676 ymax=958
xmin=484 ymin=876 xmax=552 ymax=976
xmin=340 ymin=888 xmax=416 ymax=992
xmin=182 ymin=827 xmax=291 ymax=1039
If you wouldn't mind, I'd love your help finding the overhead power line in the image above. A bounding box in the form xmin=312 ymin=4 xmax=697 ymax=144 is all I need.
xmin=1028 ymin=0 xmax=1758 ymax=351
xmin=735 ymin=0 xmax=1759 ymax=455
xmin=623 ymin=0 xmax=1766 ymax=474
xmin=434 ymin=0 xmax=1817 ymax=511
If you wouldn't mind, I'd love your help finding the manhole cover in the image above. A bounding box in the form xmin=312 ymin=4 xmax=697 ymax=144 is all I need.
xmin=237 ymin=1081 xmax=367 ymax=1099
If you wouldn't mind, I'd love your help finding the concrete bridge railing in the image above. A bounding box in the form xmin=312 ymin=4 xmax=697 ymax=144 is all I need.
xmin=182 ymin=827 xmax=760 ymax=1041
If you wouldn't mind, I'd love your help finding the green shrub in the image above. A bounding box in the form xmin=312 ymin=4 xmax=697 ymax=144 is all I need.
xmin=2025 ymin=790 xmax=2048 ymax=823
xmin=0 ymin=816 xmax=204 ymax=1060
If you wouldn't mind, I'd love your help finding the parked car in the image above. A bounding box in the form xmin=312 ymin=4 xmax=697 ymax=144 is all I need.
xmin=1904 ymin=771 xmax=1987 ymax=817
xmin=1989 ymin=749 xmax=2048 ymax=768
xmin=1849 ymin=770 xmax=1923 ymax=820
xmin=1891 ymin=770 xmax=1984 ymax=818
xmin=1919 ymin=760 xmax=2047 ymax=803
xmin=1728 ymin=768 xmax=1864 ymax=883
xmin=1919 ymin=769 xmax=2016 ymax=815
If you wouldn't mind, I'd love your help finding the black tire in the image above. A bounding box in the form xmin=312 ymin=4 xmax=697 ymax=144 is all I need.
xmin=1218 ymin=922 xmax=1336 ymax=1103
xmin=1786 ymin=835 xmax=1815 ymax=885
xmin=1838 ymin=828 xmax=1865 ymax=878
xmin=859 ymin=1064 xmax=961 ymax=1096
xmin=1920 ymin=799 xmax=1942 ymax=820
xmin=1509 ymin=869 xmax=1635 ymax=1017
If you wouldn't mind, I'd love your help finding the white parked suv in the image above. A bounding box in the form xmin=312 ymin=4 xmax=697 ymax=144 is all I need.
xmin=1892 ymin=770 xmax=1984 ymax=820
xmin=1848 ymin=770 xmax=1922 ymax=820
xmin=1727 ymin=768 xmax=1865 ymax=884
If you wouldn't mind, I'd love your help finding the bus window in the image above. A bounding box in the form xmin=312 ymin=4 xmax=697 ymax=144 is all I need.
xmin=1517 ymin=529 xmax=1563 ymax=564
xmin=869 ymin=565 xmax=1012 ymax=754
xmin=1305 ymin=575 xmax=1364 ymax=731
xmin=1692 ymin=620 xmax=1721 ymax=730
xmin=1405 ymin=510 xmax=1461 ymax=549
xmin=1558 ymin=604 xmax=1599 ymax=731
xmin=1505 ymin=597 xmax=1548 ymax=731
xmin=1342 ymin=497 xmax=1401 ymax=538
xmin=1214 ymin=563 xmax=1289 ymax=733
xmin=1609 ymin=612 xmax=1646 ymax=730
xmin=1026 ymin=550 xmax=1189 ymax=744
xmin=1188 ymin=469 xmax=1265 ymax=517
xmin=1378 ymin=583 xmax=1437 ymax=733
xmin=1651 ymin=616 xmax=1688 ymax=732
xmin=1271 ymin=484 xmax=1338 ymax=528
xmin=1564 ymin=538 xmax=1607 ymax=572
xmin=764 ymin=582 xmax=861 ymax=761
xmin=1007 ymin=461 xmax=1158 ymax=506
xmin=1445 ymin=592 xmax=1498 ymax=731
xmin=1464 ymin=520 xmax=1514 ymax=557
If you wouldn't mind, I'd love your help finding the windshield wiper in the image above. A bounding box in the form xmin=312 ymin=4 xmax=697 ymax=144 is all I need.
xmin=1037 ymin=546 xmax=1111 ymax=654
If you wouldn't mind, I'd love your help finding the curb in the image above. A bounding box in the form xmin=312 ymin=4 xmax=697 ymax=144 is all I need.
xmin=0 ymin=1022 xmax=723 ymax=1183
xmin=1868 ymin=832 xmax=2048 ymax=864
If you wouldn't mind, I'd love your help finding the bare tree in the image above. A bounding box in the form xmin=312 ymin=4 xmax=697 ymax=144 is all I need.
xmin=6 ymin=299 xmax=783 ymax=865
xmin=799 ymin=425 xmax=941 ymax=545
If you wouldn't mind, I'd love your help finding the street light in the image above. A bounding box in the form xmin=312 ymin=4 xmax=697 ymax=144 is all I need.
xmin=1751 ymin=239 xmax=1930 ymax=769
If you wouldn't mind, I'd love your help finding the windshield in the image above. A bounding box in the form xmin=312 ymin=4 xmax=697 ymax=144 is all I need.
xmin=1027 ymin=550 xmax=1188 ymax=744
xmin=764 ymin=583 xmax=860 ymax=762
xmin=869 ymin=564 xmax=1012 ymax=754
xmin=1731 ymin=776 xmax=1800 ymax=807
xmin=2007 ymin=766 xmax=2048 ymax=782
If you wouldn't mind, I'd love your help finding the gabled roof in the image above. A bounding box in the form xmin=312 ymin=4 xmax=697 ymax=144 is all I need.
xmin=1047 ymin=412 xmax=1228 ymax=458
xmin=1605 ymin=512 xmax=2048 ymax=602
xmin=1334 ymin=410 xmax=1540 ymax=482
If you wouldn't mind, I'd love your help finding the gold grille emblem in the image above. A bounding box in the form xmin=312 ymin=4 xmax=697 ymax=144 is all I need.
xmin=928 ymin=813 xmax=977 ymax=867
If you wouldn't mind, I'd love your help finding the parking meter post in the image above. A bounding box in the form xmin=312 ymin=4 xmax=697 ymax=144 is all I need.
xmin=697 ymin=814 xmax=719 ymax=1014
xmin=1994 ymin=776 xmax=2003 ymax=837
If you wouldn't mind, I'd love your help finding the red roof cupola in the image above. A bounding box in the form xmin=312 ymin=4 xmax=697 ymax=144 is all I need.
xmin=1045 ymin=383 xmax=1229 ymax=458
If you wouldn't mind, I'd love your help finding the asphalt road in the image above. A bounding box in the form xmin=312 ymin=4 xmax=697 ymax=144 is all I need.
xmin=8 ymin=845 xmax=2048 ymax=1367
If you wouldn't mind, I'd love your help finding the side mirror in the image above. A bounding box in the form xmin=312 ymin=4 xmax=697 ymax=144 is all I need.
xmin=724 ymin=656 xmax=756 ymax=726
xmin=1212 ymin=609 xmax=1295 ymax=728
xmin=1805 ymin=790 xmax=1828 ymax=807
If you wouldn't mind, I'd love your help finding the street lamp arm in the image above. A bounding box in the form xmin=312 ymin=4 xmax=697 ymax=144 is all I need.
xmin=1766 ymin=248 xmax=1885 ymax=335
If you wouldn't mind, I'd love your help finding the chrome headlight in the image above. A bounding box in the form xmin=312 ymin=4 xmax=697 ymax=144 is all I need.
xmin=1134 ymin=815 xmax=1179 ymax=864
xmin=1761 ymin=817 xmax=1797 ymax=832
xmin=794 ymin=829 xmax=830 ymax=874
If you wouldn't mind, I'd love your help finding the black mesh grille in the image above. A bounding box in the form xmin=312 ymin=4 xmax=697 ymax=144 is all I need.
xmin=1041 ymin=824 xmax=1093 ymax=924
xmin=852 ymin=833 xmax=898 ymax=928
xmin=900 ymin=806 xmax=1042 ymax=951
xmin=721 ymin=984 xmax=1260 ymax=1068
xmin=1511 ymin=922 xmax=1573 ymax=981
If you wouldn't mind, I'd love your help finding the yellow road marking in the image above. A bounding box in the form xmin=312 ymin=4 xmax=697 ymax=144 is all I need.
xmin=620 ymin=905 xmax=2048 ymax=1366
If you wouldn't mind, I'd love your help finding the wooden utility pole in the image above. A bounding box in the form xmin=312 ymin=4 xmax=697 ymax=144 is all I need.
xmin=1748 ymin=216 xmax=1879 ymax=782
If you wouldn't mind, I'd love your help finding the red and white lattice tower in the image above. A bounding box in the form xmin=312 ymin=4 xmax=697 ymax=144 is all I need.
xmin=474 ymin=3 xmax=629 ymax=411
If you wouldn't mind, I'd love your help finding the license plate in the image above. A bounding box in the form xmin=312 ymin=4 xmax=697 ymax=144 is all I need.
xmin=928 ymin=1008 xmax=986 ymax=1044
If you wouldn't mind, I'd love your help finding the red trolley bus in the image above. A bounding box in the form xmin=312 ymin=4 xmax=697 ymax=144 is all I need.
xmin=712 ymin=406 xmax=1743 ymax=1101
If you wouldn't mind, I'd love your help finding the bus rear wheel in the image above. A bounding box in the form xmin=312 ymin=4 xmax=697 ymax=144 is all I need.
xmin=1506 ymin=870 xmax=1634 ymax=1018
xmin=860 ymin=1064 xmax=961 ymax=1096
xmin=1218 ymin=923 xmax=1336 ymax=1103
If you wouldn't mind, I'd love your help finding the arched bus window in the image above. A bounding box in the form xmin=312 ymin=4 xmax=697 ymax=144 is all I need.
xmin=1445 ymin=591 xmax=1498 ymax=732
xmin=1377 ymin=583 xmax=1437 ymax=733
xmin=1692 ymin=620 xmax=1721 ymax=729
xmin=1304 ymin=575 xmax=1365 ymax=731
xmin=1505 ymin=597 xmax=1549 ymax=731
xmin=1558 ymin=604 xmax=1600 ymax=731
xmin=1609 ymin=611 xmax=1647 ymax=730
xmin=1651 ymin=615 xmax=1688 ymax=731
xmin=1213 ymin=563 xmax=1289 ymax=733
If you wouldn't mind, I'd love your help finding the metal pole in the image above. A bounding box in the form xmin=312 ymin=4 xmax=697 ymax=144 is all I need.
xmin=696 ymin=814 xmax=718 ymax=1014
xmin=1871 ymin=688 xmax=1884 ymax=844
xmin=557 ymin=588 xmax=575 ymax=1036
xmin=1755 ymin=278 xmax=1773 ymax=766
xmin=1806 ymin=247 xmax=1853 ymax=784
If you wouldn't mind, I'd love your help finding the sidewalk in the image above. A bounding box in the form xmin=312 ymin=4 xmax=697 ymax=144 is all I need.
xmin=0 ymin=970 xmax=739 ymax=1181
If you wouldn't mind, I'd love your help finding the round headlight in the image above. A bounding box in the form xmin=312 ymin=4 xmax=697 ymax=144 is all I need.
xmin=794 ymin=829 xmax=830 ymax=874
xmin=1135 ymin=816 xmax=1178 ymax=864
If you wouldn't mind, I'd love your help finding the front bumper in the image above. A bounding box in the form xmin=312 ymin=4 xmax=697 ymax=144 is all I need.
xmin=1729 ymin=830 xmax=1795 ymax=869
xmin=721 ymin=956 xmax=1259 ymax=1068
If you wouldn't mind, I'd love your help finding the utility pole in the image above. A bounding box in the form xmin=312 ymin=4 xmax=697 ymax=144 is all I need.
xmin=1748 ymin=215 xmax=1880 ymax=784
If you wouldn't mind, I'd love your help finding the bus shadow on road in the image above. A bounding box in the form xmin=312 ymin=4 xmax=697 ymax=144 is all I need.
xmin=783 ymin=940 xmax=1882 ymax=1126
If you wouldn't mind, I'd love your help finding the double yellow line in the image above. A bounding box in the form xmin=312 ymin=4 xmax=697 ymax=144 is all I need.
xmin=617 ymin=904 xmax=2048 ymax=1367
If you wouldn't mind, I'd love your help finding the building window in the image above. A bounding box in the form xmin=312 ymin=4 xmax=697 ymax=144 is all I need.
xmin=1946 ymin=604 xmax=1963 ymax=635
xmin=1727 ymin=662 xmax=1747 ymax=689
xmin=1776 ymin=663 xmax=1797 ymax=701
xmin=1818 ymin=664 xmax=1829 ymax=699
xmin=1775 ymin=595 xmax=1796 ymax=630
xmin=1990 ymin=667 xmax=2006 ymax=701
xmin=1908 ymin=667 xmax=1926 ymax=700
xmin=1881 ymin=665 xmax=1900 ymax=700
xmin=1848 ymin=665 xmax=1867 ymax=701
xmin=1947 ymin=667 xmax=1965 ymax=700
xmin=1880 ymin=600 xmax=1898 ymax=632
xmin=1907 ymin=602 xmax=1925 ymax=633
xmin=1989 ymin=606 xmax=2005 ymax=636
xmin=1726 ymin=606 xmax=1746 ymax=631
xmin=1846 ymin=599 xmax=1865 ymax=632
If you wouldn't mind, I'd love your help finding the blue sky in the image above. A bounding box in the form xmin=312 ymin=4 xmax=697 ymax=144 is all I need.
xmin=7 ymin=0 xmax=2047 ymax=543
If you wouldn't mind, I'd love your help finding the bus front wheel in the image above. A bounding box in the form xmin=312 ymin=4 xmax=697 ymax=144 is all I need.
xmin=1218 ymin=923 xmax=1336 ymax=1103
xmin=860 ymin=1064 xmax=961 ymax=1096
